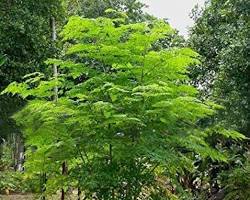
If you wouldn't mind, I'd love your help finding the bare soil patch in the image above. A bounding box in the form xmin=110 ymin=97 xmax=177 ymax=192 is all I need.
xmin=0 ymin=194 xmax=33 ymax=200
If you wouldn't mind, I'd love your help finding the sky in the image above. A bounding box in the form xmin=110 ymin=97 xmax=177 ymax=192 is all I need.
xmin=141 ymin=0 xmax=206 ymax=37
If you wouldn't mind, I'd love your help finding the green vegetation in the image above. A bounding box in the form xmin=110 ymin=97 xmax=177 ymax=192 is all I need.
xmin=189 ymin=0 xmax=250 ymax=136
xmin=0 ymin=0 xmax=249 ymax=199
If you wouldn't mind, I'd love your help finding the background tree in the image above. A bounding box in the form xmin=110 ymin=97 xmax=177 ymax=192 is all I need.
xmin=188 ymin=1 xmax=250 ymax=198
xmin=189 ymin=0 xmax=250 ymax=136
xmin=0 ymin=0 xmax=64 ymax=142
xmin=64 ymin=0 xmax=150 ymax=21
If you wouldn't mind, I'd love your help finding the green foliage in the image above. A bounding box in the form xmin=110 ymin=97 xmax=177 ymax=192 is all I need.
xmin=2 ymin=16 xmax=245 ymax=199
xmin=0 ymin=171 xmax=21 ymax=192
xmin=0 ymin=0 xmax=63 ymax=87
xmin=189 ymin=0 xmax=250 ymax=136
xmin=188 ymin=1 xmax=249 ymax=198
xmin=0 ymin=143 xmax=12 ymax=170
xmin=0 ymin=142 xmax=38 ymax=193
xmin=0 ymin=0 xmax=64 ymax=140
xmin=0 ymin=170 xmax=39 ymax=194
xmin=221 ymin=154 xmax=250 ymax=200
xmin=0 ymin=55 xmax=6 ymax=67
xmin=64 ymin=0 xmax=151 ymax=22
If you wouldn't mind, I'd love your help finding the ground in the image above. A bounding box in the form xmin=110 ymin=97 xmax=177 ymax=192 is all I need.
xmin=0 ymin=192 xmax=80 ymax=200
xmin=0 ymin=194 xmax=33 ymax=200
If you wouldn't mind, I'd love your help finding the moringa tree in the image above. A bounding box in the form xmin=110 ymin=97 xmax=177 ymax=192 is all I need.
xmin=2 ymin=15 xmax=245 ymax=199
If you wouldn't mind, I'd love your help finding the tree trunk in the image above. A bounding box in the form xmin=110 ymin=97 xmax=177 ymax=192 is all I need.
xmin=77 ymin=187 xmax=81 ymax=200
xmin=51 ymin=15 xmax=68 ymax=200
xmin=61 ymin=161 xmax=68 ymax=200
xmin=15 ymin=134 xmax=24 ymax=171
xmin=51 ymin=16 xmax=58 ymax=102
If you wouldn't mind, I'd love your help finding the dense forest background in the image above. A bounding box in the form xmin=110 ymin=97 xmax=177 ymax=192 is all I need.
xmin=0 ymin=0 xmax=249 ymax=199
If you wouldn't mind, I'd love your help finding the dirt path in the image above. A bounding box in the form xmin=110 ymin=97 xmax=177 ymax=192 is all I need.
xmin=0 ymin=194 xmax=34 ymax=200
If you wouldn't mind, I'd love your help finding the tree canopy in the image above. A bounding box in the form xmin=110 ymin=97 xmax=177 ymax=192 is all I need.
xmin=189 ymin=0 xmax=250 ymax=136
xmin=64 ymin=0 xmax=149 ymax=21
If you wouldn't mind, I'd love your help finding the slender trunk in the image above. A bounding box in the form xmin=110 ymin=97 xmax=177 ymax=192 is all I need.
xmin=16 ymin=141 xmax=24 ymax=171
xmin=51 ymin=16 xmax=58 ymax=102
xmin=61 ymin=189 xmax=65 ymax=200
xmin=109 ymin=144 xmax=115 ymax=199
xmin=9 ymin=133 xmax=23 ymax=171
xmin=109 ymin=144 xmax=112 ymax=164
xmin=51 ymin=16 xmax=68 ymax=200
xmin=15 ymin=134 xmax=24 ymax=171
xmin=39 ymin=16 xmax=58 ymax=200
xmin=61 ymin=161 xmax=68 ymax=200
xmin=77 ymin=187 xmax=81 ymax=200
xmin=41 ymin=172 xmax=47 ymax=200
xmin=10 ymin=133 xmax=15 ymax=167
xmin=52 ymin=16 xmax=68 ymax=200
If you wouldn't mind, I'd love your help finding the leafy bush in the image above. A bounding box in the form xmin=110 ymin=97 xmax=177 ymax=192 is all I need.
xmin=0 ymin=143 xmax=12 ymax=171
xmin=221 ymin=153 xmax=250 ymax=200
xmin=0 ymin=171 xmax=41 ymax=194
